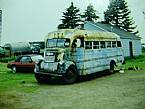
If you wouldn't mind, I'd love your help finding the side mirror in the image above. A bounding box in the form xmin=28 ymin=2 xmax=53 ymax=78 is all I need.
xmin=64 ymin=42 xmax=70 ymax=47
xmin=76 ymin=39 xmax=81 ymax=47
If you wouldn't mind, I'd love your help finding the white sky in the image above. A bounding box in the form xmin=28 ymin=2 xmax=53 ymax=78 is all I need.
xmin=0 ymin=0 xmax=145 ymax=45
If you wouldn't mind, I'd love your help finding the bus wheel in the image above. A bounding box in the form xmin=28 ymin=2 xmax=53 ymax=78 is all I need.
xmin=35 ymin=73 xmax=45 ymax=83
xmin=109 ymin=61 xmax=116 ymax=73
xmin=63 ymin=66 xmax=78 ymax=84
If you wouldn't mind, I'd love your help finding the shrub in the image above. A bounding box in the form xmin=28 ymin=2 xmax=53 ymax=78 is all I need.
xmin=0 ymin=56 xmax=16 ymax=63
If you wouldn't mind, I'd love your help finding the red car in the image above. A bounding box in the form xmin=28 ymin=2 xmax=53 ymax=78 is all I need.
xmin=7 ymin=54 xmax=43 ymax=73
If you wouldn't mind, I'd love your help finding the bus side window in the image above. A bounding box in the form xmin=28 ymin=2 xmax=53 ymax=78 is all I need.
xmin=85 ymin=41 xmax=92 ymax=49
xmin=93 ymin=41 xmax=99 ymax=49
xmin=112 ymin=41 xmax=117 ymax=48
xmin=100 ymin=41 xmax=105 ymax=48
xmin=106 ymin=41 xmax=111 ymax=48
xmin=117 ymin=41 xmax=122 ymax=47
xmin=64 ymin=39 xmax=70 ymax=47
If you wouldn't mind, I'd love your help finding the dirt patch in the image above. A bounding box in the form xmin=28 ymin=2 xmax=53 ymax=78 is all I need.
xmin=0 ymin=93 xmax=22 ymax=109
xmin=0 ymin=68 xmax=145 ymax=109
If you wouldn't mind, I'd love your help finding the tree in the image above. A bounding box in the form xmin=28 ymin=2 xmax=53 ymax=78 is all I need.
xmin=58 ymin=2 xmax=82 ymax=29
xmin=104 ymin=1 xmax=122 ymax=26
xmin=104 ymin=0 xmax=138 ymax=35
xmin=82 ymin=4 xmax=99 ymax=22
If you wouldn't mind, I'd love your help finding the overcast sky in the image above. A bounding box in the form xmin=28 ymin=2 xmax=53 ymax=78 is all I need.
xmin=0 ymin=0 xmax=145 ymax=45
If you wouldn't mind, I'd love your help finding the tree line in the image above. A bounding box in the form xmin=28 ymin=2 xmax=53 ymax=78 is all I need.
xmin=58 ymin=0 xmax=139 ymax=35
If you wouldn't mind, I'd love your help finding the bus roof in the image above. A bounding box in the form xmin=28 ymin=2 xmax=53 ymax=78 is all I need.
xmin=45 ymin=29 xmax=120 ymax=41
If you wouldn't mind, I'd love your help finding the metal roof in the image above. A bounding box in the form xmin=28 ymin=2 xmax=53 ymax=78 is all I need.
xmin=84 ymin=21 xmax=141 ymax=40
xmin=45 ymin=29 xmax=120 ymax=41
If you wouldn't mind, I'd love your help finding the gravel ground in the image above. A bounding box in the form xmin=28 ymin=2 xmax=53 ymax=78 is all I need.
xmin=0 ymin=68 xmax=145 ymax=109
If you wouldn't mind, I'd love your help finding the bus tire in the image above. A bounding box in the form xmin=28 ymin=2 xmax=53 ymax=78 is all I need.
xmin=63 ymin=66 xmax=78 ymax=84
xmin=109 ymin=61 xmax=116 ymax=73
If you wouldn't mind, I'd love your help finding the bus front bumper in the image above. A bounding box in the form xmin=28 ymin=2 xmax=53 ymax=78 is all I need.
xmin=35 ymin=70 xmax=64 ymax=77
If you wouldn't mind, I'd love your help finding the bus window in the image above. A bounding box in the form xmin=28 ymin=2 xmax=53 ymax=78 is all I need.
xmin=117 ymin=41 xmax=122 ymax=47
xmin=64 ymin=39 xmax=70 ymax=47
xmin=85 ymin=41 xmax=92 ymax=49
xmin=93 ymin=41 xmax=99 ymax=49
xmin=47 ymin=38 xmax=70 ymax=48
xmin=100 ymin=41 xmax=105 ymax=48
xmin=112 ymin=41 xmax=117 ymax=48
xmin=106 ymin=41 xmax=111 ymax=48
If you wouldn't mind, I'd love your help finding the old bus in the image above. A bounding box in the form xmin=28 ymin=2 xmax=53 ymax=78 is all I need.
xmin=35 ymin=29 xmax=124 ymax=83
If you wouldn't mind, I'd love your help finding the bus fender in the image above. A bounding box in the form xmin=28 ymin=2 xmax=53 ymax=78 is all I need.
xmin=64 ymin=61 xmax=76 ymax=70
xmin=109 ymin=60 xmax=117 ymax=73
xmin=110 ymin=60 xmax=116 ymax=66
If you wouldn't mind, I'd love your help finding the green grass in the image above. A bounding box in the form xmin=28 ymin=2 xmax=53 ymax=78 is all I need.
xmin=0 ymin=72 xmax=37 ymax=92
xmin=0 ymin=62 xmax=10 ymax=73
xmin=123 ymin=53 xmax=145 ymax=70
xmin=0 ymin=56 xmax=16 ymax=63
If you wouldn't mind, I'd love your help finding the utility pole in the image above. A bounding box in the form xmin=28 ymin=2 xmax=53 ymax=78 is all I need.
xmin=0 ymin=10 xmax=2 ymax=45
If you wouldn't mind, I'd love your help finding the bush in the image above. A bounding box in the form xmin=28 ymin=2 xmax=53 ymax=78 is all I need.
xmin=0 ymin=57 xmax=16 ymax=63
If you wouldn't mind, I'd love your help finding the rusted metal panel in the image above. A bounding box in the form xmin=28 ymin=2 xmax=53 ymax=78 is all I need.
xmin=45 ymin=29 xmax=120 ymax=45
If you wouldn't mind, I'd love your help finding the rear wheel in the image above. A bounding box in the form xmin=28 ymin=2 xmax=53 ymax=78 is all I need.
xmin=63 ymin=66 xmax=78 ymax=84
xmin=109 ymin=61 xmax=116 ymax=73
xmin=11 ymin=66 xmax=16 ymax=73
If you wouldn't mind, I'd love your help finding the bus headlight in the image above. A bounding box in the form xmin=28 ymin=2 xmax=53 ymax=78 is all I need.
xmin=59 ymin=61 xmax=64 ymax=65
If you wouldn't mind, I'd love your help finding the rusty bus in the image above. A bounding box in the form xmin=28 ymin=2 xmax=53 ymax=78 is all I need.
xmin=34 ymin=29 xmax=124 ymax=84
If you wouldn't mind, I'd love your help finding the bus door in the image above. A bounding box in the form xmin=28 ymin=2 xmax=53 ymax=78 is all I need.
xmin=71 ymin=38 xmax=85 ymax=75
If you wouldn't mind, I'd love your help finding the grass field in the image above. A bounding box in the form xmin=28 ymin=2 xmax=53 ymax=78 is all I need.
xmin=0 ymin=54 xmax=145 ymax=109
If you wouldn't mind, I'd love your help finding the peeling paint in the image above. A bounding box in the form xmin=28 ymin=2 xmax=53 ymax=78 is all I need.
xmin=36 ymin=29 xmax=124 ymax=76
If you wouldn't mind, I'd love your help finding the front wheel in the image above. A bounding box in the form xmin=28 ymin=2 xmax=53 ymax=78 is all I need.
xmin=11 ymin=66 xmax=16 ymax=73
xmin=63 ymin=66 xmax=78 ymax=84
xmin=35 ymin=73 xmax=46 ymax=83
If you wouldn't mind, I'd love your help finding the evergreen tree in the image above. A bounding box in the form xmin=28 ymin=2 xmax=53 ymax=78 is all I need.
xmin=104 ymin=0 xmax=122 ymax=26
xmin=82 ymin=4 xmax=99 ymax=22
xmin=104 ymin=0 xmax=138 ymax=35
xmin=58 ymin=2 xmax=81 ymax=29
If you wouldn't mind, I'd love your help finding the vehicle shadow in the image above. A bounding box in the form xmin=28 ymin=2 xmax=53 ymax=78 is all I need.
xmin=39 ymin=70 xmax=117 ymax=85
xmin=77 ymin=70 xmax=117 ymax=83
xmin=7 ymin=70 xmax=117 ymax=85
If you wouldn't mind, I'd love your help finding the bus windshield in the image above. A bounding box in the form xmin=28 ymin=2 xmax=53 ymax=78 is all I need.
xmin=46 ymin=38 xmax=70 ymax=48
